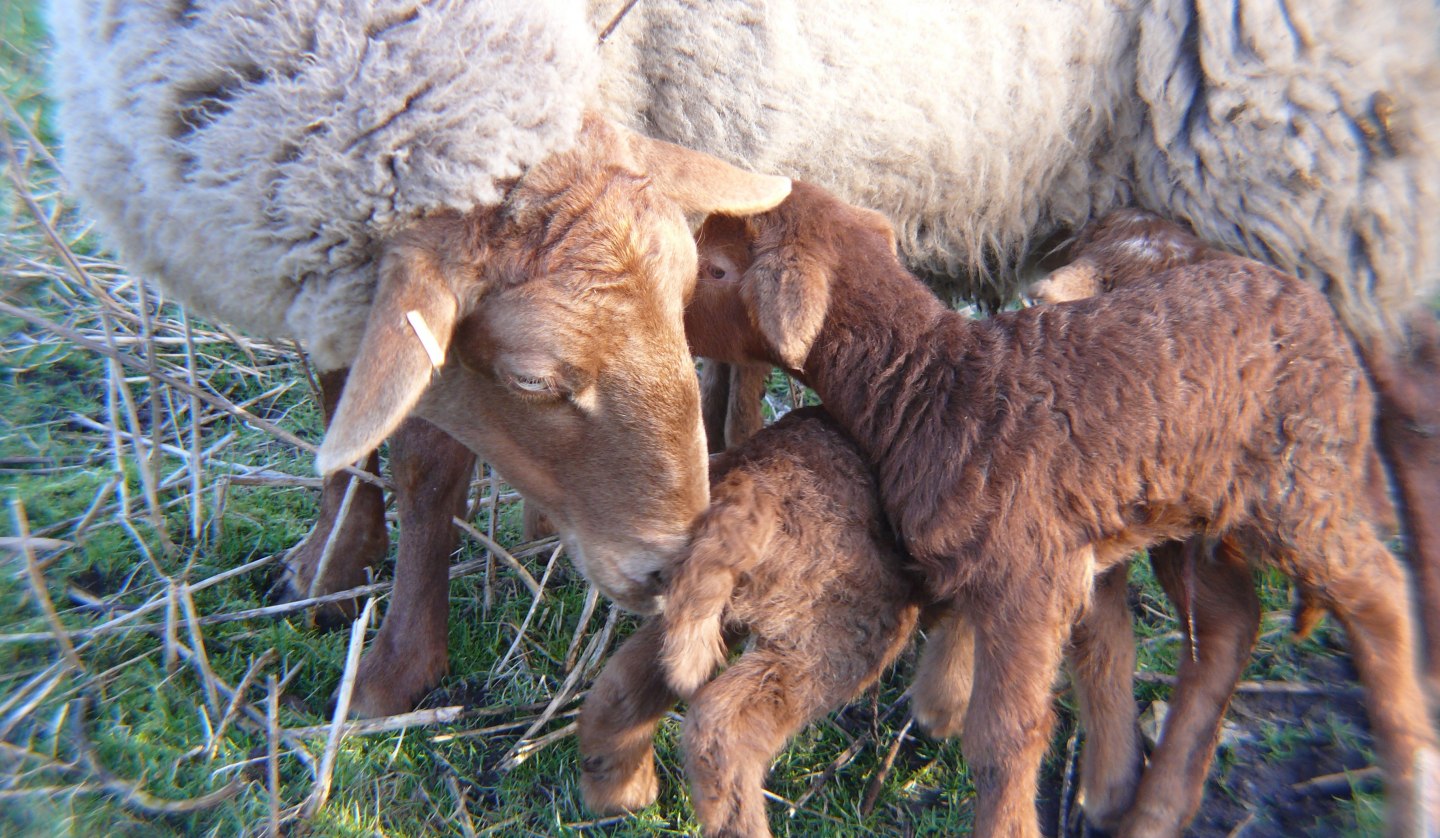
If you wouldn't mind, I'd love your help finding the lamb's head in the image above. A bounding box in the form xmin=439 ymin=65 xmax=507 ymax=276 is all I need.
xmin=317 ymin=115 xmax=791 ymax=614
xmin=1028 ymin=209 xmax=1216 ymax=304
xmin=687 ymin=181 xmax=897 ymax=373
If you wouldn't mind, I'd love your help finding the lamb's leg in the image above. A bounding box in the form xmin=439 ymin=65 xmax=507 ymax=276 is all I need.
xmin=1365 ymin=308 xmax=1440 ymax=702
xmin=274 ymin=368 xmax=389 ymax=626
xmin=960 ymin=600 xmax=1072 ymax=838
xmin=579 ymin=619 xmax=677 ymax=815
xmin=1067 ymin=563 xmax=1144 ymax=831
xmin=1119 ymin=540 xmax=1259 ymax=837
xmin=910 ymin=606 xmax=976 ymax=738
xmin=662 ymin=472 xmax=777 ymax=697
xmin=346 ymin=417 xmax=475 ymax=718
xmin=1300 ymin=526 xmax=1439 ymax=836
xmin=683 ymin=649 xmax=829 ymax=838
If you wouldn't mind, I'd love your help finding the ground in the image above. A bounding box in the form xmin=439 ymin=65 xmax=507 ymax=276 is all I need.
xmin=0 ymin=5 xmax=1394 ymax=836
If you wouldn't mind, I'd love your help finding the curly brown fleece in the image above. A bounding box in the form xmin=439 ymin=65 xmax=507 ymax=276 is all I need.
xmin=577 ymin=407 xmax=922 ymax=838
xmin=685 ymin=182 xmax=1438 ymax=837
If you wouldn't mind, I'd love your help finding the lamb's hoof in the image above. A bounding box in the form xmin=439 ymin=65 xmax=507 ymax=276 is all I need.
xmin=580 ymin=755 xmax=659 ymax=815
xmin=909 ymin=696 xmax=966 ymax=740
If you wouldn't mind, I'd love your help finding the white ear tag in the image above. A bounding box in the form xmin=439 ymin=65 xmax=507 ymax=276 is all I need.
xmin=405 ymin=310 xmax=446 ymax=369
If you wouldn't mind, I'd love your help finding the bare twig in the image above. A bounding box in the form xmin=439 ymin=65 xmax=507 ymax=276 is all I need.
xmin=1133 ymin=671 xmax=1362 ymax=698
xmin=491 ymin=543 xmax=565 ymax=681
xmin=304 ymin=467 xmax=362 ymax=610
xmin=860 ymin=716 xmax=913 ymax=816
xmin=204 ymin=649 xmax=277 ymax=761
xmin=563 ymin=585 xmax=601 ymax=673
xmin=1290 ymin=765 xmax=1381 ymax=796
xmin=266 ymin=675 xmax=282 ymax=837
xmin=501 ymin=606 xmax=618 ymax=770
xmin=11 ymin=498 xmax=85 ymax=674
xmin=597 ymin=0 xmax=642 ymax=43
xmin=303 ymin=597 xmax=378 ymax=818
xmin=285 ymin=705 xmax=466 ymax=739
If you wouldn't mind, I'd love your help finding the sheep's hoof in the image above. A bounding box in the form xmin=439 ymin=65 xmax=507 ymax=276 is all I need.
xmin=268 ymin=562 xmax=358 ymax=629
xmin=268 ymin=524 xmax=386 ymax=629
xmin=328 ymin=634 xmax=448 ymax=719
xmin=580 ymin=755 xmax=660 ymax=815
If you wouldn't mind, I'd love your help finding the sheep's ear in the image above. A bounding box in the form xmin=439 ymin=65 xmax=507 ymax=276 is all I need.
xmin=1027 ymin=257 xmax=1102 ymax=304
xmin=623 ymin=131 xmax=791 ymax=217
xmin=743 ymin=251 xmax=831 ymax=371
xmin=316 ymin=247 xmax=459 ymax=475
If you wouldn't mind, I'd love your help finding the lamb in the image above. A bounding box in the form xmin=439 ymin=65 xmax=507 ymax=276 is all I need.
xmin=683 ymin=181 xmax=1438 ymax=837
xmin=577 ymin=406 xmax=923 ymax=838
xmin=1023 ymin=210 xmax=1410 ymax=833
xmin=49 ymin=0 xmax=1440 ymax=718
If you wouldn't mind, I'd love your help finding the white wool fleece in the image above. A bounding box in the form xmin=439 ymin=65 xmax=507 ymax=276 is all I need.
xmin=50 ymin=0 xmax=1440 ymax=361
xmin=592 ymin=0 xmax=1440 ymax=340
xmin=49 ymin=0 xmax=599 ymax=369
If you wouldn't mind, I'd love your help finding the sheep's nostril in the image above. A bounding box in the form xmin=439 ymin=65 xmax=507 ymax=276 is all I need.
xmin=646 ymin=570 xmax=665 ymax=593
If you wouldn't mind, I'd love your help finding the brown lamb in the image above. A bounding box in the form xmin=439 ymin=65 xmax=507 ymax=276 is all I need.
xmin=1030 ymin=209 xmax=1403 ymax=633
xmin=578 ymin=406 xmax=924 ymax=838
xmin=684 ymin=181 xmax=1439 ymax=837
xmin=1022 ymin=209 xmax=1413 ymax=834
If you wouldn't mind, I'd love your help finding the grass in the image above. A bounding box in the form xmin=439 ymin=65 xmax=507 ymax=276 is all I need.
xmin=0 ymin=6 xmax=1394 ymax=836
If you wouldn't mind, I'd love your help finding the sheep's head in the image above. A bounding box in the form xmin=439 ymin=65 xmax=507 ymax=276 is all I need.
xmin=688 ymin=181 xmax=896 ymax=372
xmin=316 ymin=115 xmax=791 ymax=613
xmin=1028 ymin=209 xmax=1214 ymax=304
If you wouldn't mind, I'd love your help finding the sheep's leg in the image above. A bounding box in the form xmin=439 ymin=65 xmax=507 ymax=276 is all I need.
xmin=1299 ymin=526 xmax=1439 ymax=836
xmin=274 ymin=368 xmax=389 ymax=626
xmin=346 ymin=417 xmax=475 ymax=718
xmin=1118 ymin=540 xmax=1259 ymax=837
xmin=699 ymin=360 xmax=771 ymax=452
xmin=1067 ymin=563 xmax=1144 ymax=831
xmin=700 ymin=360 xmax=733 ymax=454
xmin=579 ymin=619 xmax=677 ymax=815
xmin=683 ymin=649 xmax=829 ymax=838
xmin=725 ymin=362 xmax=770 ymax=447
xmin=1366 ymin=308 xmax=1440 ymax=703
xmin=961 ymin=601 xmax=1071 ymax=838
xmin=911 ymin=606 xmax=975 ymax=738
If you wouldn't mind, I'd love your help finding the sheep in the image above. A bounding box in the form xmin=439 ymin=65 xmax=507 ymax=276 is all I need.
xmin=682 ymin=180 xmax=1439 ymax=837
xmin=49 ymin=0 xmax=1440 ymax=719
xmin=577 ymin=406 xmax=923 ymax=838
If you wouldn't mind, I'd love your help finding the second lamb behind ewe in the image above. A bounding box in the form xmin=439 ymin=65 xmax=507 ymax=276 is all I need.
xmin=1025 ymin=209 xmax=1412 ymax=833
xmin=577 ymin=406 xmax=923 ymax=838
xmin=684 ymin=182 xmax=1438 ymax=837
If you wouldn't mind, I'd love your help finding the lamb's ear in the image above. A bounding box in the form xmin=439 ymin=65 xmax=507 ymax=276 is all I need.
xmin=623 ymin=130 xmax=791 ymax=217
xmin=1027 ymin=257 xmax=1102 ymax=304
xmin=742 ymin=250 xmax=831 ymax=371
xmin=316 ymin=246 xmax=460 ymax=475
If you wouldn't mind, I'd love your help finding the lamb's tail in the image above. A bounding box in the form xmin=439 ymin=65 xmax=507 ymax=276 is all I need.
xmin=660 ymin=472 xmax=777 ymax=698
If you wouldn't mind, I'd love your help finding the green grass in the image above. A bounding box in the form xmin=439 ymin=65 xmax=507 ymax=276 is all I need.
xmin=0 ymin=5 xmax=1396 ymax=835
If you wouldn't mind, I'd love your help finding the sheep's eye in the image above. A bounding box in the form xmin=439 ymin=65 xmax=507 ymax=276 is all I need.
xmin=705 ymin=263 xmax=727 ymax=280
xmin=506 ymin=372 xmax=560 ymax=397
